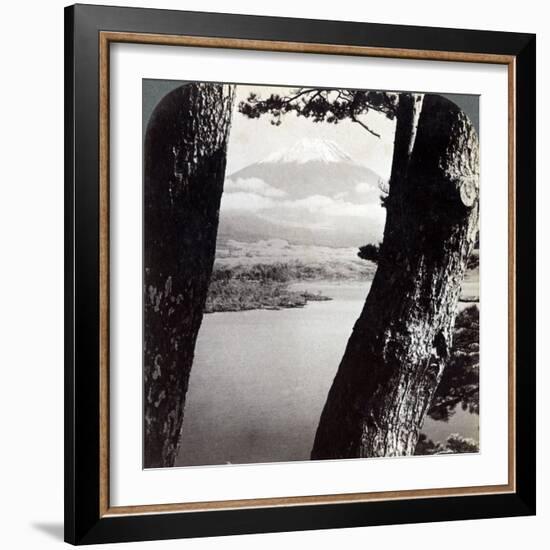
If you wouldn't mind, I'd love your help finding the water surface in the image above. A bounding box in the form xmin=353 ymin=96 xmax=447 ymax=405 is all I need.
xmin=175 ymin=282 xmax=477 ymax=467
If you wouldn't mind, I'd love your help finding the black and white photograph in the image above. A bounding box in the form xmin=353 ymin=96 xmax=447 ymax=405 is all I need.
xmin=143 ymin=81 xmax=480 ymax=469
xmin=0 ymin=0 xmax=542 ymax=546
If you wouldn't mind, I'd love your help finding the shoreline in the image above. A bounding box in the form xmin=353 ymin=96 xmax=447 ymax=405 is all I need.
xmin=204 ymin=279 xmax=334 ymax=314
xmin=204 ymin=276 xmax=479 ymax=314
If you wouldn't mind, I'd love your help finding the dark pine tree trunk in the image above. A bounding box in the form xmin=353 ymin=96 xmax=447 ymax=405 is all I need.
xmin=311 ymin=94 xmax=479 ymax=459
xmin=143 ymin=83 xmax=235 ymax=468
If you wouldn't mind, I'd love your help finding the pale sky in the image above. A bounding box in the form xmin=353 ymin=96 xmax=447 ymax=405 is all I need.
xmin=226 ymin=85 xmax=396 ymax=179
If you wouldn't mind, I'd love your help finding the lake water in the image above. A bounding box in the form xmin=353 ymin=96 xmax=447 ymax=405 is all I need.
xmin=175 ymin=282 xmax=478 ymax=467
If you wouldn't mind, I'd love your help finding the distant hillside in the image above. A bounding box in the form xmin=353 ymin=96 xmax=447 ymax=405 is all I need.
xmin=214 ymin=238 xmax=376 ymax=279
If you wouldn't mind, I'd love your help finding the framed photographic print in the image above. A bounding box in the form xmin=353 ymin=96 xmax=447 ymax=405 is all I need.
xmin=64 ymin=3 xmax=536 ymax=545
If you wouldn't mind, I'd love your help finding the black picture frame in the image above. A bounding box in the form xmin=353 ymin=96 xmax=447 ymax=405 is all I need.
xmin=65 ymin=3 xmax=536 ymax=545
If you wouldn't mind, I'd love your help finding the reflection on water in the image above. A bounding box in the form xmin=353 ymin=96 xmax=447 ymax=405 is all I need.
xmin=175 ymin=282 xmax=478 ymax=467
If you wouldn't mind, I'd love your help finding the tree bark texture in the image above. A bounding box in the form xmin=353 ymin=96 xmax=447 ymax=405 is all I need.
xmin=311 ymin=94 xmax=479 ymax=460
xmin=143 ymin=83 xmax=235 ymax=468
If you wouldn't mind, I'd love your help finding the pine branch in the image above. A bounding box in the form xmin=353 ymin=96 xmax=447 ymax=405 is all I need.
xmin=351 ymin=115 xmax=381 ymax=138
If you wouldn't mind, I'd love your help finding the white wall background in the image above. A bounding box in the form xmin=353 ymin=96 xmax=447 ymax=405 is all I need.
xmin=0 ymin=0 xmax=545 ymax=547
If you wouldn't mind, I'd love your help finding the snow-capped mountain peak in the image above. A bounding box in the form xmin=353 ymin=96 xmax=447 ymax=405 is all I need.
xmin=228 ymin=137 xmax=384 ymax=201
xmin=258 ymin=138 xmax=353 ymax=165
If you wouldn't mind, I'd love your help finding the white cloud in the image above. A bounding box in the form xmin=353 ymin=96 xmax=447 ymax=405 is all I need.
xmin=220 ymin=190 xmax=386 ymax=236
xmin=354 ymin=182 xmax=383 ymax=203
xmin=330 ymin=201 xmax=383 ymax=219
xmin=286 ymin=195 xmax=335 ymax=213
xmin=220 ymin=192 xmax=275 ymax=212
xmin=281 ymin=194 xmax=383 ymax=220
xmin=355 ymin=182 xmax=376 ymax=194
xmin=224 ymin=177 xmax=287 ymax=198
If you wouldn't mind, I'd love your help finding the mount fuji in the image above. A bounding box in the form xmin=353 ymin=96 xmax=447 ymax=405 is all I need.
xmin=228 ymin=138 xmax=385 ymax=200
xmin=259 ymin=137 xmax=354 ymax=164
xmin=218 ymin=138 xmax=387 ymax=248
